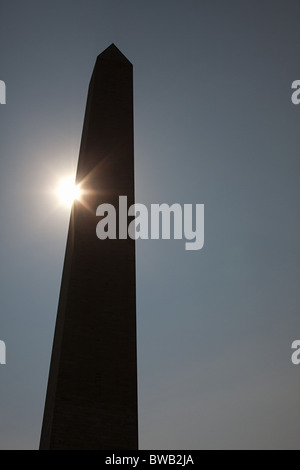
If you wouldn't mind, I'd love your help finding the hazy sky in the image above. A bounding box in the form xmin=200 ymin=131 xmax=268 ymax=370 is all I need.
xmin=0 ymin=0 xmax=300 ymax=450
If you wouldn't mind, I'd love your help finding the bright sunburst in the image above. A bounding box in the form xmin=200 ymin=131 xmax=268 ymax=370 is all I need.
xmin=56 ymin=177 xmax=81 ymax=207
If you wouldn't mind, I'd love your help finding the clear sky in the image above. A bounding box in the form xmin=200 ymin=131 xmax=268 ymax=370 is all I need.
xmin=0 ymin=0 xmax=300 ymax=450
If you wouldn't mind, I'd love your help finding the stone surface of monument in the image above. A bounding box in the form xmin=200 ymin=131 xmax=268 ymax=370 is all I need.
xmin=40 ymin=44 xmax=138 ymax=450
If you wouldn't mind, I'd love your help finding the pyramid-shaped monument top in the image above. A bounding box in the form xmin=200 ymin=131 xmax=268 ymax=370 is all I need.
xmin=97 ymin=43 xmax=132 ymax=65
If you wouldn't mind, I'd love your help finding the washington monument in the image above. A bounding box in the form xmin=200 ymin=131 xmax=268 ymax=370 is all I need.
xmin=40 ymin=44 xmax=138 ymax=450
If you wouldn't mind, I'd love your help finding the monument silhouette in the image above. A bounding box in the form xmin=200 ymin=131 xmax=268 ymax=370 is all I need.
xmin=40 ymin=44 xmax=138 ymax=450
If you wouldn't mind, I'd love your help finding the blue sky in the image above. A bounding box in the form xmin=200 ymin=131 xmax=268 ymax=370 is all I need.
xmin=0 ymin=0 xmax=300 ymax=449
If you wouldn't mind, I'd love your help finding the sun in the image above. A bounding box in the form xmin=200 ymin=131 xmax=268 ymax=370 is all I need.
xmin=56 ymin=177 xmax=81 ymax=207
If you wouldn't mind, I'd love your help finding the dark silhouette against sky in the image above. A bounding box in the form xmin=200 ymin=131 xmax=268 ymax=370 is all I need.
xmin=0 ymin=0 xmax=300 ymax=449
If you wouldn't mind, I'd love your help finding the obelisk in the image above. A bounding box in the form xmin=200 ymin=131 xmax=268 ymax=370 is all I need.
xmin=40 ymin=44 xmax=138 ymax=450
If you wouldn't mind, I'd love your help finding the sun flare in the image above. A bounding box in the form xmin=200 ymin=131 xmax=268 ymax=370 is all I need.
xmin=57 ymin=177 xmax=81 ymax=207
